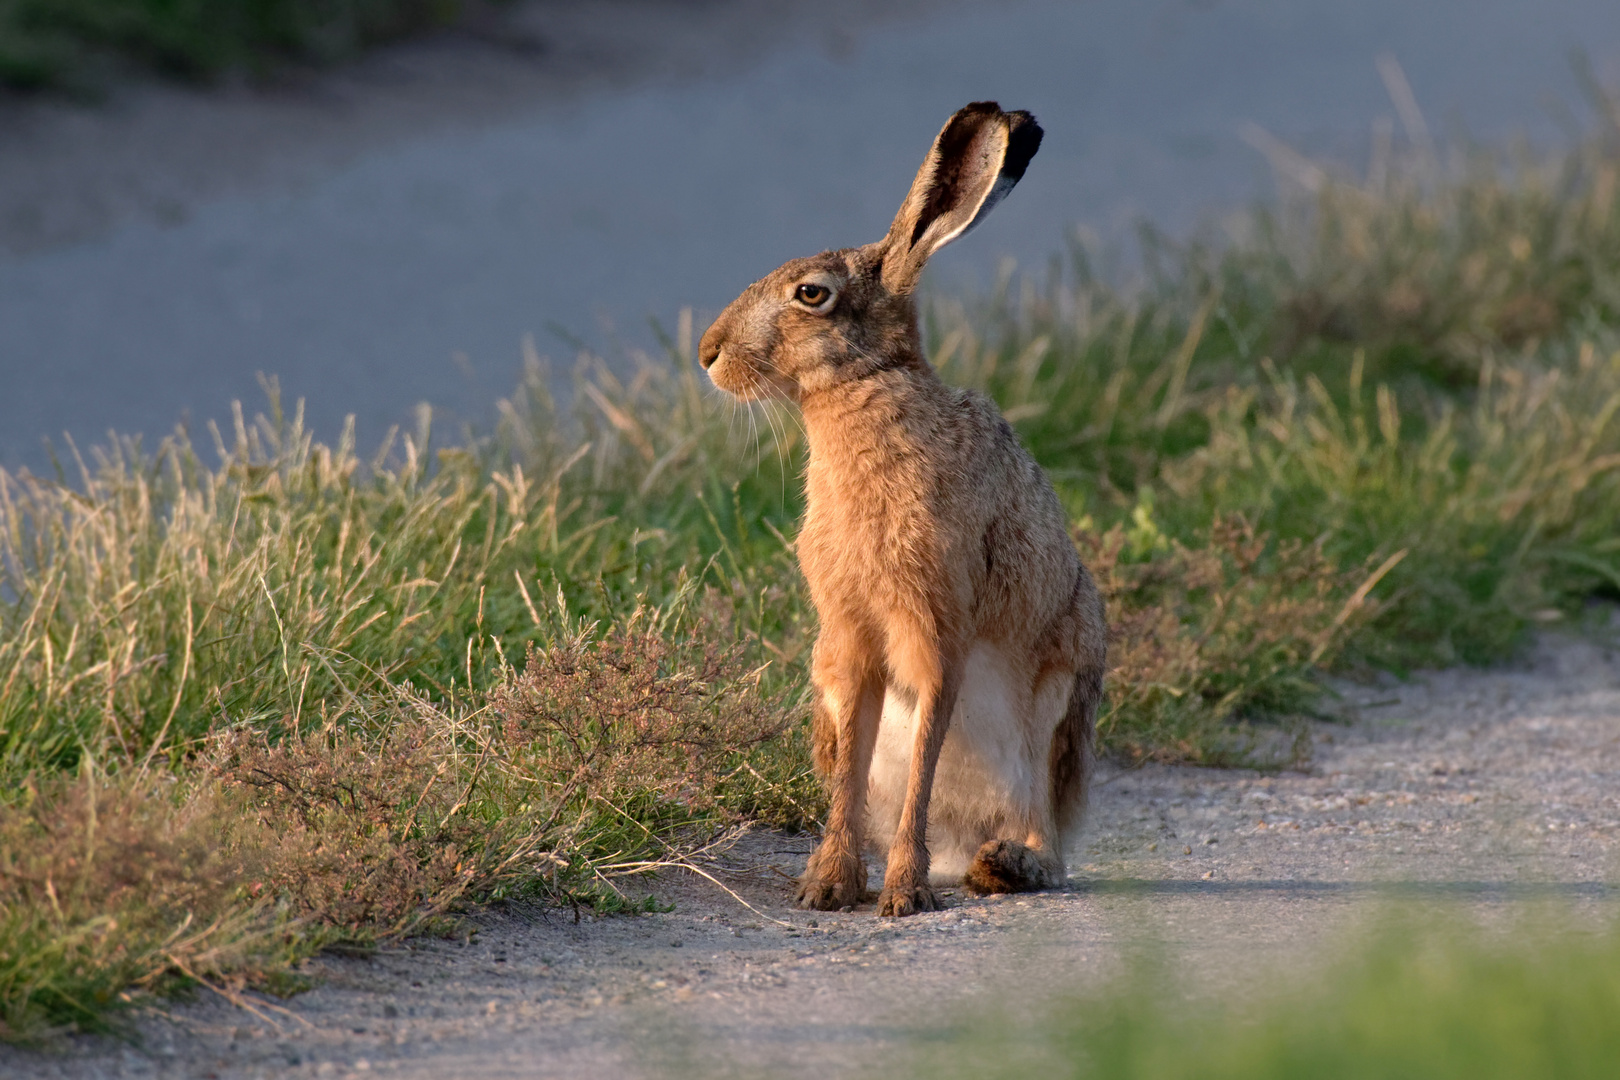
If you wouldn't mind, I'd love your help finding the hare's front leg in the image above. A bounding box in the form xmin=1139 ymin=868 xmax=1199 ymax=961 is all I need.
xmin=878 ymin=663 xmax=965 ymax=917
xmin=795 ymin=653 xmax=882 ymax=911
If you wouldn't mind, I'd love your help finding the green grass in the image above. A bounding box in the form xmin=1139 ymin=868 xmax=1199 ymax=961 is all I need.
xmin=0 ymin=356 xmax=821 ymax=1040
xmin=900 ymin=915 xmax=1620 ymax=1078
xmin=939 ymin=126 xmax=1620 ymax=670
xmin=0 ymin=0 xmax=488 ymax=89
xmin=3 ymin=108 xmax=1620 ymax=1040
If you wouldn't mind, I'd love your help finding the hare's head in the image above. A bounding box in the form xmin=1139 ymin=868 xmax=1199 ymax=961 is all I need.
xmin=699 ymin=102 xmax=1042 ymax=401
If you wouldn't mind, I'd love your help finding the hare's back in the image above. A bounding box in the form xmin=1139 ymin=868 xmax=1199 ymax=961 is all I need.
xmin=940 ymin=390 xmax=1081 ymax=635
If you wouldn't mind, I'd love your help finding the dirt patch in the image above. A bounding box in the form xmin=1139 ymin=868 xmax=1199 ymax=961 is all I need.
xmin=5 ymin=629 xmax=1617 ymax=1079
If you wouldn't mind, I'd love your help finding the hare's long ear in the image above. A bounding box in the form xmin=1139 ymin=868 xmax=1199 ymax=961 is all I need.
xmin=875 ymin=101 xmax=1043 ymax=295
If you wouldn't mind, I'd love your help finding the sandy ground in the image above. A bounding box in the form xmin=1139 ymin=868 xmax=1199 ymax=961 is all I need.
xmin=5 ymin=626 xmax=1618 ymax=1079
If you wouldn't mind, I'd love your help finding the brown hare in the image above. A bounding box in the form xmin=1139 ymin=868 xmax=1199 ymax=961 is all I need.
xmin=699 ymin=102 xmax=1107 ymax=917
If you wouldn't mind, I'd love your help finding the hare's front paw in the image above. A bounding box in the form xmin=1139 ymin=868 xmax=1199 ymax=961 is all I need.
xmin=795 ymin=873 xmax=864 ymax=911
xmin=795 ymin=847 xmax=866 ymax=910
xmin=877 ymin=880 xmax=941 ymax=917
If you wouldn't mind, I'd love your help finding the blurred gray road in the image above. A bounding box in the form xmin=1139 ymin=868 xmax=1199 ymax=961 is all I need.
xmin=2 ymin=0 xmax=1618 ymax=467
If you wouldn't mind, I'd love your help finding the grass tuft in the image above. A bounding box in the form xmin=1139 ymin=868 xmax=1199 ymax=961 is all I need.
xmin=1085 ymin=513 xmax=1380 ymax=765
xmin=0 ymin=768 xmax=305 ymax=1042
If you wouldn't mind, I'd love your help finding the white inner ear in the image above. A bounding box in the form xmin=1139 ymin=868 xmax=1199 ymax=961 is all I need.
xmin=957 ymin=173 xmax=1019 ymax=239
xmin=920 ymin=172 xmax=1018 ymax=255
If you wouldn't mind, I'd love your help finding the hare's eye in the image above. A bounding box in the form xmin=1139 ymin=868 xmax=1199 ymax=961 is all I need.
xmin=794 ymin=283 xmax=833 ymax=307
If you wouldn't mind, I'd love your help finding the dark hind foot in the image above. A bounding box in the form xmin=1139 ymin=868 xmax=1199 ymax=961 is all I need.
xmin=962 ymin=839 xmax=1055 ymax=895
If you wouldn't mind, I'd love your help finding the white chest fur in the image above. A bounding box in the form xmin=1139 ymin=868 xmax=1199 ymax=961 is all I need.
xmin=863 ymin=640 xmax=1072 ymax=881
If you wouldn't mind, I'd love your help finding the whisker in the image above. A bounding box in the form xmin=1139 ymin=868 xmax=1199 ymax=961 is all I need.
xmin=771 ymin=396 xmax=808 ymax=506
xmin=743 ymin=373 xmax=764 ymax=478
xmin=749 ymin=402 xmax=762 ymax=480
xmin=780 ymin=399 xmax=808 ymax=451
xmin=755 ymin=395 xmax=781 ymax=493
xmin=760 ymin=400 xmax=791 ymax=509
xmin=713 ymin=365 xmax=803 ymax=511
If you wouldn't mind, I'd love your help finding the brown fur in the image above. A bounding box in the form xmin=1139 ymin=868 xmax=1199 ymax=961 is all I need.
xmin=963 ymin=839 xmax=1048 ymax=895
xmin=699 ymin=103 xmax=1107 ymax=917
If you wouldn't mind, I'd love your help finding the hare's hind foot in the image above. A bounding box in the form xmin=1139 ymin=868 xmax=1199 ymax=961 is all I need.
xmin=962 ymin=839 xmax=1059 ymax=895
xmin=795 ymin=846 xmax=867 ymax=911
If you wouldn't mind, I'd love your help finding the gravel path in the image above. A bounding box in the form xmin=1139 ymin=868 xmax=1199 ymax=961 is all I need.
xmin=7 ymin=629 xmax=1618 ymax=1079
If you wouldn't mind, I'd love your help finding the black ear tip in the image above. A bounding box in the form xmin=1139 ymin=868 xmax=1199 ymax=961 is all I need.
xmin=1001 ymin=110 xmax=1044 ymax=182
xmin=948 ymin=102 xmax=1044 ymax=181
xmin=958 ymin=100 xmax=1004 ymax=120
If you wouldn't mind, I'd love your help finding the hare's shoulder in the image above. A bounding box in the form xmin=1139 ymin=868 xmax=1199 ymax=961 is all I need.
xmin=931 ymin=384 xmax=1015 ymax=453
xmin=937 ymin=385 xmax=1050 ymax=487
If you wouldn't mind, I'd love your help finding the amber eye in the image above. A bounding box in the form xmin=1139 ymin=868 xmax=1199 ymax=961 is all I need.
xmin=794 ymin=282 xmax=833 ymax=307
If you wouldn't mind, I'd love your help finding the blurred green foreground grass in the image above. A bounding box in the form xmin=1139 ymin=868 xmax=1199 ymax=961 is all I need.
xmin=0 ymin=0 xmax=488 ymax=88
xmin=905 ymin=918 xmax=1620 ymax=1079
xmin=3 ymin=99 xmax=1620 ymax=1042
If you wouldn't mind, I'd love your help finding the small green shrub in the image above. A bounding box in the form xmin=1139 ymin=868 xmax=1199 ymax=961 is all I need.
xmin=1085 ymin=513 xmax=1382 ymax=765
xmin=0 ymin=769 xmax=306 ymax=1041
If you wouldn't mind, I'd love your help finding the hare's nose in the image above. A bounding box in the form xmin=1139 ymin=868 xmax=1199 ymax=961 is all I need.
xmin=698 ymin=322 xmax=726 ymax=369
